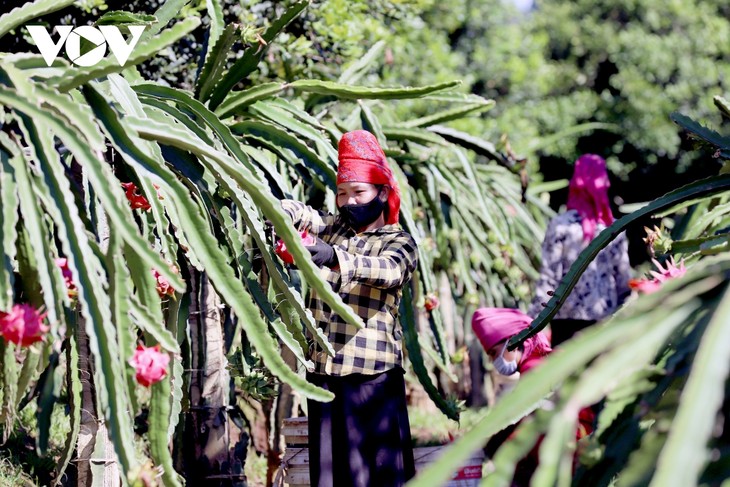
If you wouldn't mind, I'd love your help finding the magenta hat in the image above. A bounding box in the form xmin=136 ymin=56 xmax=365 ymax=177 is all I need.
xmin=472 ymin=307 xmax=533 ymax=351
xmin=471 ymin=307 xmax=551 ymax=360
xmin=566 ymin=154 xmax=615 ymax=241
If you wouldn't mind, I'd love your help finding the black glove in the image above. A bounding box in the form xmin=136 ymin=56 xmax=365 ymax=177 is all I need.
xmin=305 ymin=237 xmax=338 ymax=268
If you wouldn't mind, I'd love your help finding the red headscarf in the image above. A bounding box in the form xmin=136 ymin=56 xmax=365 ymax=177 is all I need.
xmin=566 ymin=154 xmax=615 ymax=242
xmin=337 ymin=130 xmax=401 ymax=225
xmin=471 ymin=307 xmax=552 ymax=372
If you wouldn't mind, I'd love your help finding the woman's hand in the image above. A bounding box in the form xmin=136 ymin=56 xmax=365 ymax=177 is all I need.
xmin=306 ymin=237 xmax=337 ymax=268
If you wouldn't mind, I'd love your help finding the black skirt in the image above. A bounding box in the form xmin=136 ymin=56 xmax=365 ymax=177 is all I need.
xmin=307 ymin=368 xmax=415 ymax=487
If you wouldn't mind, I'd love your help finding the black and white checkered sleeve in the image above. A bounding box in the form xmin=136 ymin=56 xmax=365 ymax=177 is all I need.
xmin=280 ymin=199 xmax=337 ymax=235
xmin=335 ymin=233 xmax=418 ymax=289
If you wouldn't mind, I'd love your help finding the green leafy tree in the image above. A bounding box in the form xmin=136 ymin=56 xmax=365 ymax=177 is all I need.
xmin=346 ymin=0 xmax=730 ymax=198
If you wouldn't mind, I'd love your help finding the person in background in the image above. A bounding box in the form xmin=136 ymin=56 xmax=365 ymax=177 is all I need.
xmin=528 ymin=154 xmax=631 ymax=346
xmin=472 ymin=307 xmax=594 ymax=486
xmin=472 ymin=307 xmax=552 ymax=377
xmin=279 ymin=130 xmax=418 ymax=487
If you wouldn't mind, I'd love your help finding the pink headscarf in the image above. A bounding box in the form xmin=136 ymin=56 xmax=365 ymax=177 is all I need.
xmin=566 ymin=154 xmax=615 ymax=242
xmin=471 ymin=308 xmax=552 ymax=368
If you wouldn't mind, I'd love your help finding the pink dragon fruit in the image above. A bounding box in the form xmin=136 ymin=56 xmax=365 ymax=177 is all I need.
xmin=275 ymin=231 xmax=317 ymax=265
xmin=0 ymin=304 xmax=49 ymax=347
xmin=130 ymin=344 xmax=170 ymax=387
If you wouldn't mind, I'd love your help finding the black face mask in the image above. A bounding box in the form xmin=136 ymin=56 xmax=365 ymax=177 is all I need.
xmin=339 ymin=193 xmax=386 ymax=230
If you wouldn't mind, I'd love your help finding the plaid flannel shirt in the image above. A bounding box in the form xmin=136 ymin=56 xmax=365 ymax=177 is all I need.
xmin=281 ymin=200 xmax=418 ymax=376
